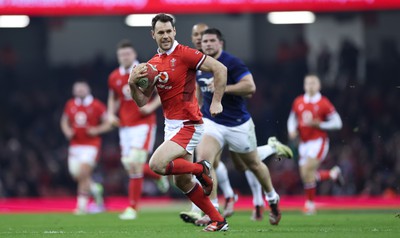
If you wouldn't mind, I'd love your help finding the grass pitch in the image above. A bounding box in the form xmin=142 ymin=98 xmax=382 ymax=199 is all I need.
xmin=0 ymin=209 xmax=399 ymax=238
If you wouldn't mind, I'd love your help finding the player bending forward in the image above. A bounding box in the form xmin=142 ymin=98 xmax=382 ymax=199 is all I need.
xmin=128 ymin=14 xmax=228 ymax=232
xmin=287 ymin=75 xmax=344 ymax=215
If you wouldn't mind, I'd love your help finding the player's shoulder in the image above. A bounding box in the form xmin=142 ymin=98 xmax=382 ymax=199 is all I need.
xmin=293 ymin=95 xmax=305 ymax=104
xmin=221 ymin=52 xmax=248 ymax=74
xmin=64 ymin=98 xmax=75 ymax=110
xmin=148 ymin=54 xmax=162 ymax=64
xmin=66 ymin=98 xmax=75 ymax=105
xmin=92 ymin=98 xmax=106 ymax=107
xmin=108 ymin=68 xmax=121 ymax=81
xmin=320 ymin=95 xmax=333 ymax=104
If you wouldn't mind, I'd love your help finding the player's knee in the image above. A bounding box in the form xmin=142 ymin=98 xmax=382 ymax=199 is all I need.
xmin=245 ymin=159 xmax=260 ymax=172
xmin=121 ymin=148 xmax=147 ymax=171
xmin=149 ymin=158 xmax=166 ymax=175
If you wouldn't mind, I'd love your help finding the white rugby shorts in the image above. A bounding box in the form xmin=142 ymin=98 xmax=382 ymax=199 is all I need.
xmin=68 ymin=145 xmax=98 ymax=177
xmin=203 ymin=117 xmax=257 ymax=153
xmin=298 ymin=137 xmax=330 ymax=166
xmin=119 ymin=123 xmax=157 ymax=157
xmin=164 ymin=119 xmax=204 ymax=155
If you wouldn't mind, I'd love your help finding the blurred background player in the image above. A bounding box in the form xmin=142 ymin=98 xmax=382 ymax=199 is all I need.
xmin=107 ymin=40 xmax=168 ymax=220
xmin=60 ymin=81 xmax=112 ymax=214
xmin=192 ymin=28 xmax=291 ymax=226
xmin=287 ymin=74 xmax=344 ymax=215
xmin=191 ymin=23 xmax=209 ymax=52
xmin=128 ymin=13 xmax=228 ymax=232
xmin=181 ymin=24 xmax=293 ymax=223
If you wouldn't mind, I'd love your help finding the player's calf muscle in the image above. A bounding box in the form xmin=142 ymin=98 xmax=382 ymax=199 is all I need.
xmin=173 ymin=174 xmax=194 ymax=191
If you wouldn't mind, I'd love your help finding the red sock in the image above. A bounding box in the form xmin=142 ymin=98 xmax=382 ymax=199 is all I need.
xmin=304 ymin=183 xmax=316 ymax=201
xmin=316 ymin=170 xmax=330 ymax=182
xmin=165 ymin=158 xmax=203 ymax=175
xmin=143 ymin=164 xmax=161 ymax=180
xmin=186 ymin=184 xmax=224 ymax=222
xmin=128 ymin=176 xmax=143 ymax=210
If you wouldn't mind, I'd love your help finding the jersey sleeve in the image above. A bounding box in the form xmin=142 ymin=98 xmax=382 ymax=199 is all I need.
xmin=229 ymin=57 xmax=251 ymax=83
xmin=108 ymin=73 xmax=117 ymax=93
xmin=63 ymin=101 xmax=71 ymax=118
xmin=96 ymin=100 xmax=107 ymax=118
xmin=291 ymin=97 xmax=299 ymax=114
xmin=182 ymin=46 xmax=207 ymax=70
xmin=323 ymin=97 xmax=336 ymax=116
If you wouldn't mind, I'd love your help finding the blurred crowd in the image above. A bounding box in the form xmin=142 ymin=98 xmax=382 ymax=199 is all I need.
xmin=0 ymin=37 xmax=399 ymax=198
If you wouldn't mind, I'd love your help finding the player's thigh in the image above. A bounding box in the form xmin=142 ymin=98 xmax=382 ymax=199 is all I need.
xmin=213 ymin=150 xmax=223 ymax=168
xmin=300 ymin=157 xmax=321 ymax=181
xmin=68 ymin=145 xmax=97 ymax=179
xmin=226 ymin=119 xmax=257 ymax=154
xmin=231 ymin=150 xmax=260 ymax=171
xmin=229 ymin=151 xmax=248 ymax=171
xmin=196 ymin=134 xmax=223 ymax=166
xmin=79 ymin=163 xmax=93 ymax=179
xmin=149 ymin=140 xmax=189 ymax=174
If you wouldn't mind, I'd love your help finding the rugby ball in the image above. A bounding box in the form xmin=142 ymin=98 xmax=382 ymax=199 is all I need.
xmin=136 ymin=63 xmax=158 ymax=89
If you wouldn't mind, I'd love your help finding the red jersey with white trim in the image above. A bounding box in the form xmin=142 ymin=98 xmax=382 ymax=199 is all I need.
xmin=63 ymin=97 xmax=106 ymax=147
xmin=148 ymin=42 xmax=205 ymax=121
xmin=291 ymin=95 xmax=336 ymax=142
xmin=108 ymin=68 xmax=156 ymax=127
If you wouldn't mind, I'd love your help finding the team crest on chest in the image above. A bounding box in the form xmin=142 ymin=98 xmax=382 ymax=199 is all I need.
xmin=170 ymin=58 xmax=176 ymax=68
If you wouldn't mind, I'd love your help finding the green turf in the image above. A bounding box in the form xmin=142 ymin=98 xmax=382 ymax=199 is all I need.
xmin=0 ymin=209 xmax=399 ymax=238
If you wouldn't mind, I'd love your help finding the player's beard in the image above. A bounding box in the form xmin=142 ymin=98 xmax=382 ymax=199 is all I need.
xmin=206 ymin=48 xmax=218 ymax=58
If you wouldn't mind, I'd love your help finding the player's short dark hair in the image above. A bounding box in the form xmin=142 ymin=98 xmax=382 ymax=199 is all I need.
xmin=202 ymin=28 xmax=224 ymax=42
xmin=117 ymin=39 xmax=134 ymax=50
xmin=152 ymin=13 xmax=175 ymax=30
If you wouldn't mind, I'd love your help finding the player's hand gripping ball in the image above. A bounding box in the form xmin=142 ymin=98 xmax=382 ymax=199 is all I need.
xmin=136 ymin=63 xmax=159 ymax=89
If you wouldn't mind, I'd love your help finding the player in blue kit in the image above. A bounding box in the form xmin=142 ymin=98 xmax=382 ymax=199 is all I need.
xmin=192 ymin=28 xmax=292 ymax=226
xmin=180 ymin=24 xmax=293 ymax=225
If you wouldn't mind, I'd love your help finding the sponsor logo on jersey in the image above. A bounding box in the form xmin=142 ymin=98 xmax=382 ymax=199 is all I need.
xmin=122 ymin=84 xmax=132 ymax=100
xmin=156 ymin=72 xmax=172 ymax=90
xmin=75 ymin=111 xmax=87 ymax=127
xmin=198 ymin=77 xmax=214 ymax=92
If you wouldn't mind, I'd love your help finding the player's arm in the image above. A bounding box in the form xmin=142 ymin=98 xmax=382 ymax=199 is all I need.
xmin=128 ymin=63 xmax=155 ymax=107
xmin=60 ymin=113 xmax=74 ymax=140
xmin=87 ymin=113 xmax=114 ymax=136
xmin=319 ymin=112 xmax=342 ymax=130
xmin=139 ymin=93 xmax=161 ymax=115
xmin=287 ymin=110 xmax=298 ymax=140
xmin=199 ymin=56 xmax=227 ymax=116
xmin=307 ymin=99 xmax=342 ymax=130
xmin=107 ymin=89 xmax=120 ymax=126
xmin=196 ymin=83 xmax=203 ymax=107
xmin=225 ymin=73 xmax=256 ymax=97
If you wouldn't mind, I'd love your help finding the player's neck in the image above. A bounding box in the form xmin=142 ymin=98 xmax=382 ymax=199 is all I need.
xmin=212 ymin=50 xmax=222 ymax=60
